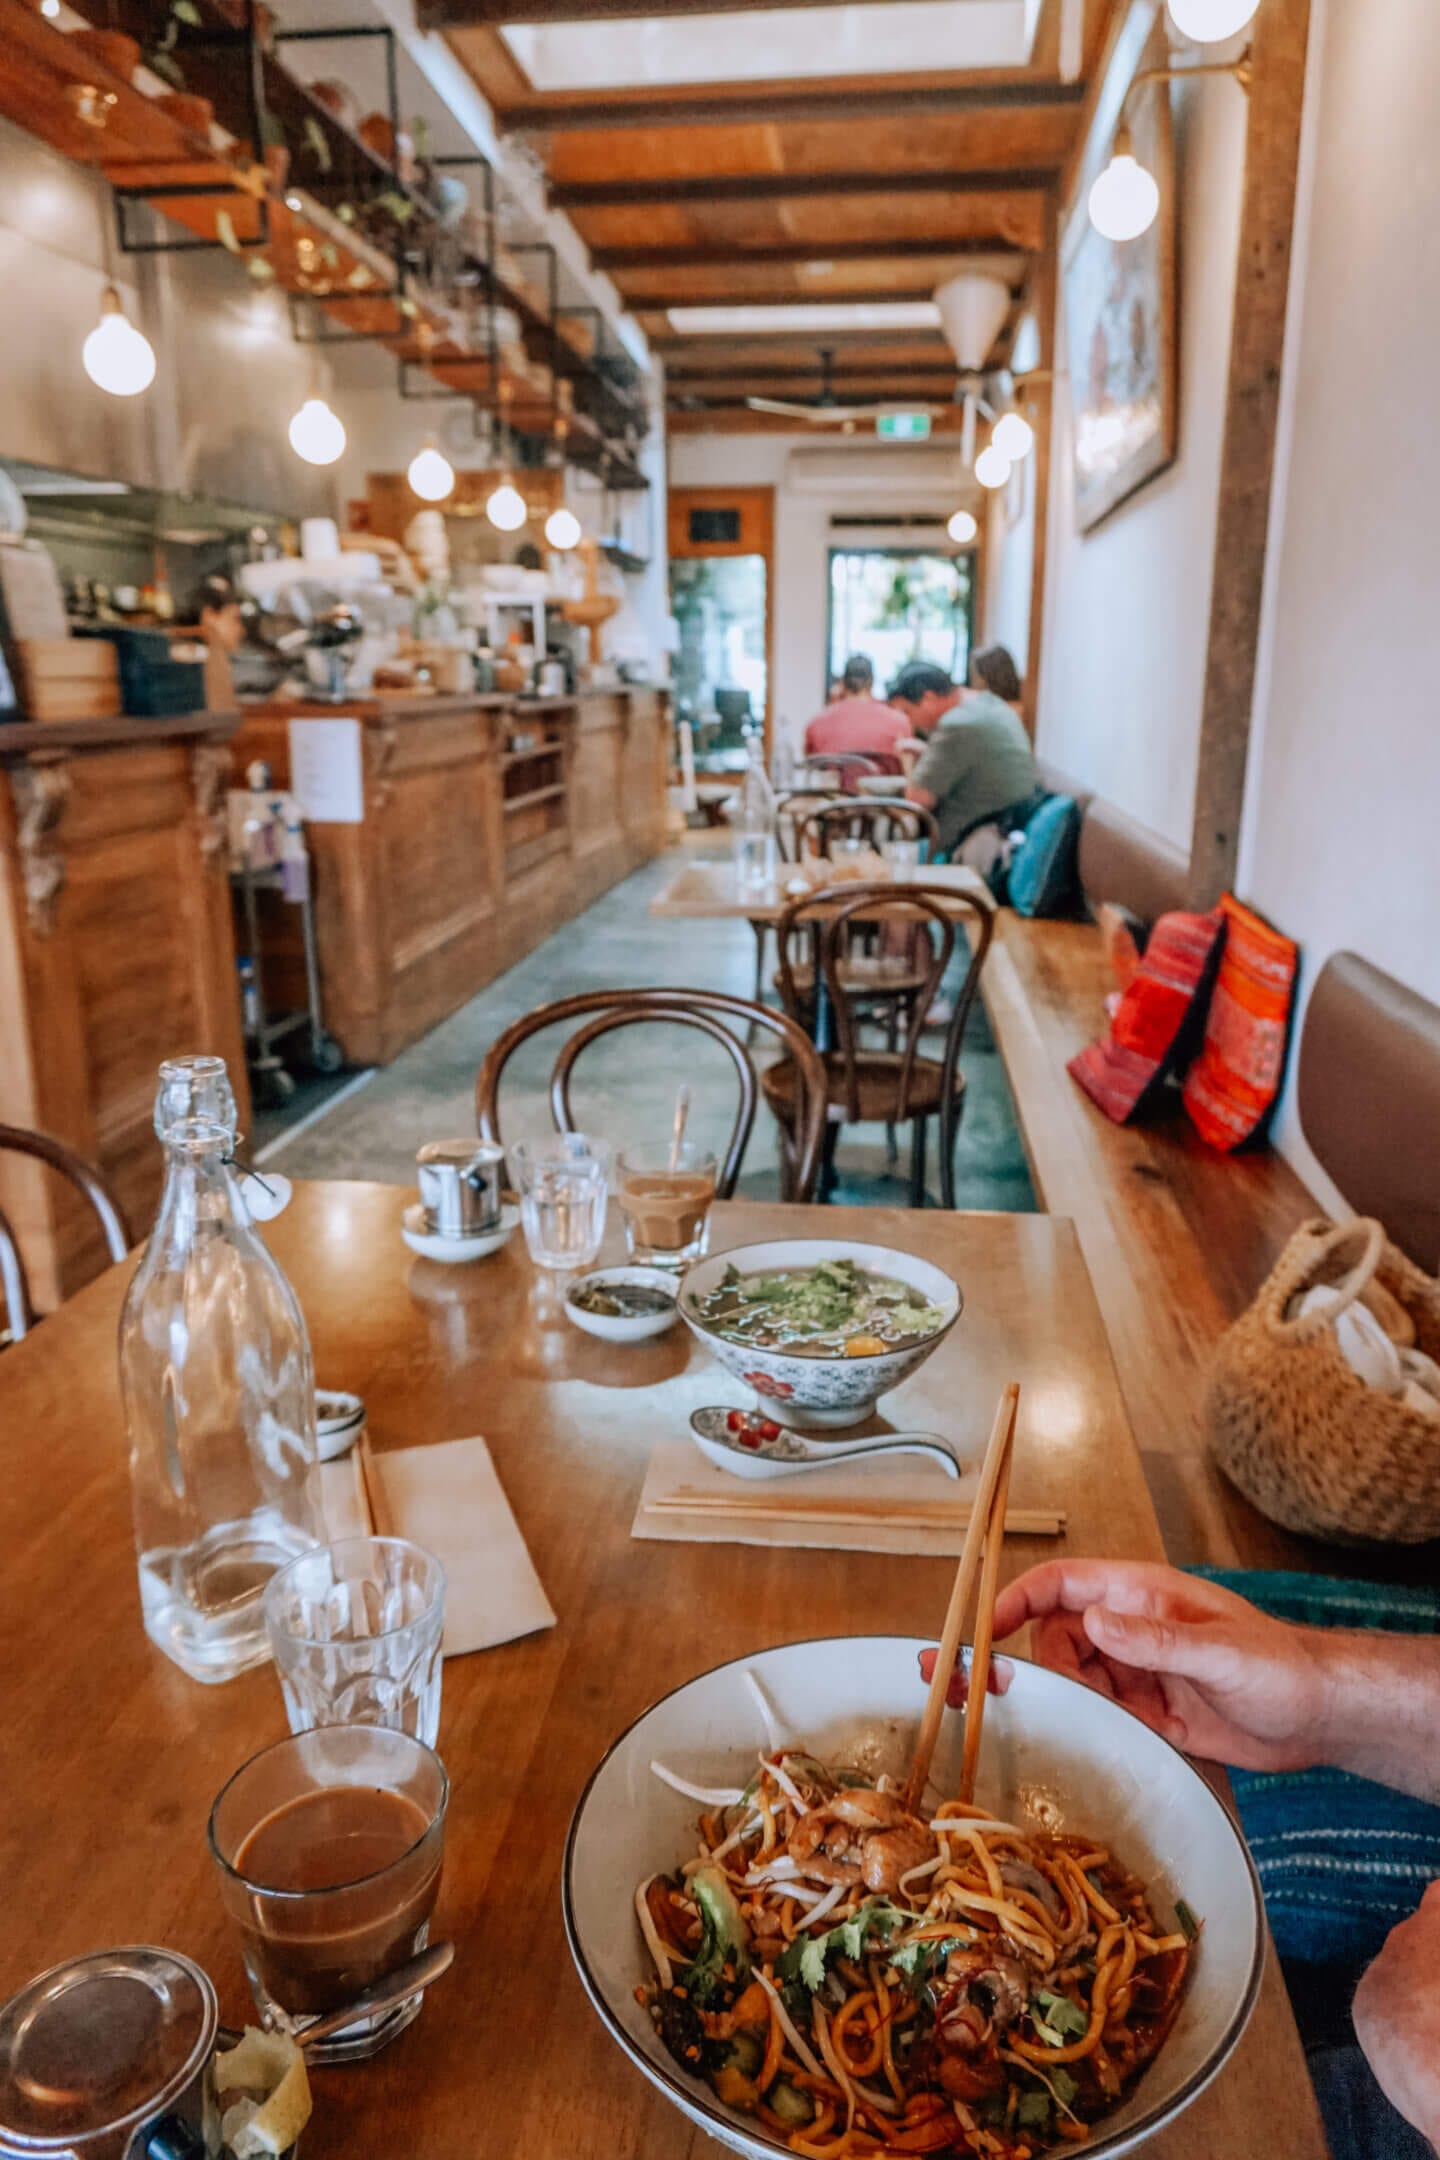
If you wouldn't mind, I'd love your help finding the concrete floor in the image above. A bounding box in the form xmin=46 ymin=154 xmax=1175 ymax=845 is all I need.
xmin=257 ymin=841 xmax=1036 ymax=1215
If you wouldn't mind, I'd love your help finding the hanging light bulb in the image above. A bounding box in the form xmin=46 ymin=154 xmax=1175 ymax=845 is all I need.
xmin=82 ymin=285 xmax=155 ymax=397
xmin=947 ymin=509 xmax=978 ymax=544
xmin=974 ymin=444 xmax=1011 ymax=490
xmin=1088 ymin=121 xmax=1161 ymax=242
xmin=287 ymin=395 xmax=346 ymax=467
xmin=408 ymin=439 xmax=455 ymax=504
xmin=40 ymin=0 xmax=61 ymax=17
xmin=1168 ymin=0 xmax=1259 ymax=40
xmin=486 ymin=477 xmax=527 ymax=532
xmin=544 ymin=505 xmax=581 ymax=551
xmin=991 ymin=411 xmax=1035 ymax=462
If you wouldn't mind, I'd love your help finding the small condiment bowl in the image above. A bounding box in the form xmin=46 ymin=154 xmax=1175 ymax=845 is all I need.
xmin=564 ymin=1266 xmax=680 ymax=1343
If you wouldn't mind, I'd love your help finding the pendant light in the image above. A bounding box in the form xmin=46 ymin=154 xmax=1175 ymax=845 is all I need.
xmin=1168 ymin=0 xmax=1259 ymax=39
xmin=407 ymin=318 xmax=456 ymax=504
xmin=544 ymin=505 xmax=581 ymax=551
xmin=485 ymin=380 xmax=525 ymax=531
xmin=947 ymin=509 xmax=978 ymax=545
xmin=82 ymin=284 xmax=156 ymax=397
xmin=974 ymin=444 xmax=1012 ymax=490
xmin=287 ymin=394 xmax=345 ymax=467
xmin=1088 ymin=121 xmax=1161 ymax=242
xmin=991 ymin=410 xmax=1035 ymax=462
xmin=542 ymin=409 xmax=580 ymax=551
xmin=409 ymin=440 xmax=456 ymax=503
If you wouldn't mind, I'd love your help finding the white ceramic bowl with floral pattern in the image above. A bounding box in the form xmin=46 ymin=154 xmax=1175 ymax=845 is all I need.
xmin=678 ymin=1238 xmax=961 ymax=1429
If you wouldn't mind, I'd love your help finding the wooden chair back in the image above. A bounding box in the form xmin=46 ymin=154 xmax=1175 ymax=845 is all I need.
xmin=475 ymin=988 xmax=828 ymax=1202
xmin=0 ymin=1125 xmax=132 ymax=1344
xmin=774 ymin=884 xmax=995 ymax=1123
xmin=796 ymin=798 xmax=939 ymax=859
xmin=775 ymin=789 xmax=843 ymax=862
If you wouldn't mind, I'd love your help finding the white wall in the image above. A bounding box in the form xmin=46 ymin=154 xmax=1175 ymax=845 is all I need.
xmin=669 ymin=432 xmax=974 ymax=752
xmin=1026 ymin=8 xmax=1247 ymax=847
xmin=1237 ymin=0 xmax=1440 ymax=1202
xmin=983 ymin=455 xmax=1034 ymax=669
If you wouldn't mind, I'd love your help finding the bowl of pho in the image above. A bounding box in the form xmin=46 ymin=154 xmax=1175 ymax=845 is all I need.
xmin=679 ymin=1240 xmax=959 ymax=1428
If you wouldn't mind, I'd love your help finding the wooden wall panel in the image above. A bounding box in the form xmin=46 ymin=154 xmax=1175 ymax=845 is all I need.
xmin=0 ymin=724 xmax=247 ymax=1308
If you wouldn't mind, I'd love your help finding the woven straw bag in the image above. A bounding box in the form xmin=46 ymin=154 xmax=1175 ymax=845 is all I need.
xmin=1206 ymin=1216 xmax=1440 ymax=1543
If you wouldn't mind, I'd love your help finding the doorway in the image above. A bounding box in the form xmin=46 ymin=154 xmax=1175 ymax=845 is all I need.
xmin=826 ymin=547 xmax=976 ymax=696
xmin=668 ymin=486 xmax=774 ymax=764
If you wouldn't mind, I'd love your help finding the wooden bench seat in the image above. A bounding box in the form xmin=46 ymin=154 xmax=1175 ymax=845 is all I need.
xmin=983 ymin=910 xmax=1332 ymax=1571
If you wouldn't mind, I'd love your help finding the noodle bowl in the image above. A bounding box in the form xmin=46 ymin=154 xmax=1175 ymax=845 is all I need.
xmin=564 ymin=1638 xmax=1264 ymax=2160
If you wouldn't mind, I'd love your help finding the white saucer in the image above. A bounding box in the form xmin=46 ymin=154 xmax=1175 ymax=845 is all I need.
xmin=401 ymin=1201 xmax=519 ymax=1264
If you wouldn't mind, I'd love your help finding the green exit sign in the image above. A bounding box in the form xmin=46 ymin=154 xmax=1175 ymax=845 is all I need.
xmin=876 ymin=411 xmax=932 ymax=441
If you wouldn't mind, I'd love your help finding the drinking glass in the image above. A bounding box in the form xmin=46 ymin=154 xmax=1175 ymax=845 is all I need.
xmin=509 ymin=1133 xmax=609 ymax=1272
xmin=617 ymin=1142 xmax=718 ymax=1268
xmin=264 ymin=1537 xmax=446 ymax=1746
xmin=881 ymin=837 xmax=923 ymax=882
xmin=208 ymin=1725 xmax=447 ymax=2063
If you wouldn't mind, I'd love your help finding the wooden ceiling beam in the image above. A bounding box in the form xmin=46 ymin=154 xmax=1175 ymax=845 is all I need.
xmin=496 ymin=78 xmax=1088 ymax=132
xmin=651 ymin=327 xmax=951 ymax=353
xmin=666 ymin=358 xmax=958 ymax=382
xmin=552 ymin=165 xmax=1058 ymax=209
xmin=602 ymin=235 xmax=1033 ymax=271
xmin=625 ymin=283 xmax=947 ymax=307
xmin=425 ymin=0 xmax=937 ymax=17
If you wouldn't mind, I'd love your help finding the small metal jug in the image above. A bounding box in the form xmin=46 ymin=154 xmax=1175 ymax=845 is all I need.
xmin=0 ymin=1947 xmax=218 ymax=2159
xmin=415 ymin=1140 xmax=505 ymax=1240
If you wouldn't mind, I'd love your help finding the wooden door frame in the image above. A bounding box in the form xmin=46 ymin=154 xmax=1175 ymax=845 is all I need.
xmin=667 ymin=484 xmax=776 ymax=755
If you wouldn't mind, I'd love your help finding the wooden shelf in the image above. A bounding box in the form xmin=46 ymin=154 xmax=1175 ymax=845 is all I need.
xmin=1 ymin=0 xmax=649 ymax=474
xmin=502 ymin=781 xmax=566 ymax=813
xmin=501 ymin=743 xmax=564 ymax=769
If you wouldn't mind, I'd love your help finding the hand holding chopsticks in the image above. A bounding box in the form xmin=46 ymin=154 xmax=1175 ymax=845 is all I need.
xmin=905 ymin=1381 xmax=1020 ymax=1813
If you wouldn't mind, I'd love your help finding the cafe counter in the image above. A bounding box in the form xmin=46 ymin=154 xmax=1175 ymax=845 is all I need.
xmin=229 ymin=685 xmax=671 ymax=1067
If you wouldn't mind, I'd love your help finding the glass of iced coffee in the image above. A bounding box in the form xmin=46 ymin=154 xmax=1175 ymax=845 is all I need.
xmin=617 ymin=1142 xmax=718 ymax=1269
xmin=208 ymin=1724 xmax=447 ymax=2062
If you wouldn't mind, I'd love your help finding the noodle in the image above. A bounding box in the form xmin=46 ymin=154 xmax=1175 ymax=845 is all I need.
xmin=638 ymin=1741 xmax=1195 ymax=2158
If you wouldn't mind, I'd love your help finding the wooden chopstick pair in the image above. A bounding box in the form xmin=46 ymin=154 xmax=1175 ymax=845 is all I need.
xmin=648 ymin=1490 xmax=1063 ymax=1537
xmin=905 ymin=1381 xmax=1020 ymax=1811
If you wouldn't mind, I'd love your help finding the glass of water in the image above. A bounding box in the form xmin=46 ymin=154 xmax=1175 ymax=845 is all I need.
xmin=509 ymin=1132 xmax=610 ymax=1272
xmin=263 ymin=1536 xmax=446 ymax=1746
xmin=881 ymin=837 xmax=923 ymax=882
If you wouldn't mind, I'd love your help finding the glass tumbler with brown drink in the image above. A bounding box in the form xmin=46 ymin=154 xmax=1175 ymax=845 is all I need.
xmin=209 ymin=1725 xmax=447 ymax=2063
xmin=617 ymin=1142 xmax=718 ymax=1269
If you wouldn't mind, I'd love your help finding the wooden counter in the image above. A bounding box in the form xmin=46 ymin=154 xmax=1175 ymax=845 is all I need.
xmin=0 ymin=710 xmax=250 ymax=1307
xmin=229 ymin=686 xmax=671 ymax=1066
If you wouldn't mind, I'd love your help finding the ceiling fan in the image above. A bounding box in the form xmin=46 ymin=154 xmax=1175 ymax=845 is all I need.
xmin=744 ymin=348 xmax=947 ymax=426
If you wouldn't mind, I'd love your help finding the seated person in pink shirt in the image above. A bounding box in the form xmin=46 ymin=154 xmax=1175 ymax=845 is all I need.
xmin=802 ymin=655 xmax=910 ymax=773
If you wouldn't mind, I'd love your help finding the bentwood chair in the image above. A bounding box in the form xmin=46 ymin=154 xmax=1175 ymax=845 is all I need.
xmin=763 ymin=883 xmax=995 ymax=1208
xmin=0 ymin=1124 xmax=132 ymax=1343
xmin=803 ymin=751 xmax=896 ymax=794
xmin=476 ymin=988 xmax=829 ymax=1203
xmin=795 ymin=797 xmax=939 ymax=860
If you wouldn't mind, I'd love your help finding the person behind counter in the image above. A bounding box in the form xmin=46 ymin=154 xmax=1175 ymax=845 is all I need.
xmin=190 ymin=573 xmax=247 ymax=711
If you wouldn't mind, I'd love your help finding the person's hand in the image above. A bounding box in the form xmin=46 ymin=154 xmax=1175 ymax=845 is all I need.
xmin=989 ymin=1559 xmax=1328 ymax=1772
xmin=1353 ymin=1880 xmax=1440 ymax=2151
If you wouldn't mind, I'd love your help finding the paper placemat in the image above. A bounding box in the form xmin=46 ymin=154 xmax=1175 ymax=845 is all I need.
xmin=319 ymin=1436 xmax=556 ymax=1654
xmin=633 ymin=1439 xmax=987 ymax=1556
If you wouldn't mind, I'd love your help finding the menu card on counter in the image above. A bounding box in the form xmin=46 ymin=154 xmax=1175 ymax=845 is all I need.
xmin=287 ymin=717 xmax=364 ymax=823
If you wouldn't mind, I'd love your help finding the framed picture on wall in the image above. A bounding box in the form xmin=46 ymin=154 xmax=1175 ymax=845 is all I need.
xmin=1062 ymin=61 xmax=1178 ymax=532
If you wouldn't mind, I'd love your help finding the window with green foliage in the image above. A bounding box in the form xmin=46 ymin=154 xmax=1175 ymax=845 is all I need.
xmin=826 ymin=548 xmax=975 ymax=696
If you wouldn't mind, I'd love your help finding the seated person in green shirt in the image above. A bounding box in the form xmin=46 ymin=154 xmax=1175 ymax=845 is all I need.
xmin=892 ymin=647 xmax=1040 ymax=862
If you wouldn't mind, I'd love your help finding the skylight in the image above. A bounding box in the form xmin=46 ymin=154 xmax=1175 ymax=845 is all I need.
xmin=667 ymin=302 xmax=945 ymax=335
xmin=503 ymin=1 xmax=1035 ymax=93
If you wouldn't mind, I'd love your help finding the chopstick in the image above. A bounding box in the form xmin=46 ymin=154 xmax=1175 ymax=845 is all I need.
xmin=958 ymin=1438 xmax=1012 ymax=1805
xmin=357 ymin=1430 xmax=397 ymax=1537
xmin=647 ymin=1492 xmax=1061 ymax=1536
xmin=904 ymin=1382 xmax=1019 ymax=1812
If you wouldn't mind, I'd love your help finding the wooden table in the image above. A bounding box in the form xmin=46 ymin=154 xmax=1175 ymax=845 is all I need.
xmin=0 ymin=1184 xmax=1327 ymax=2159
xmin=650 ymin=857 xmax=989 ymax=925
